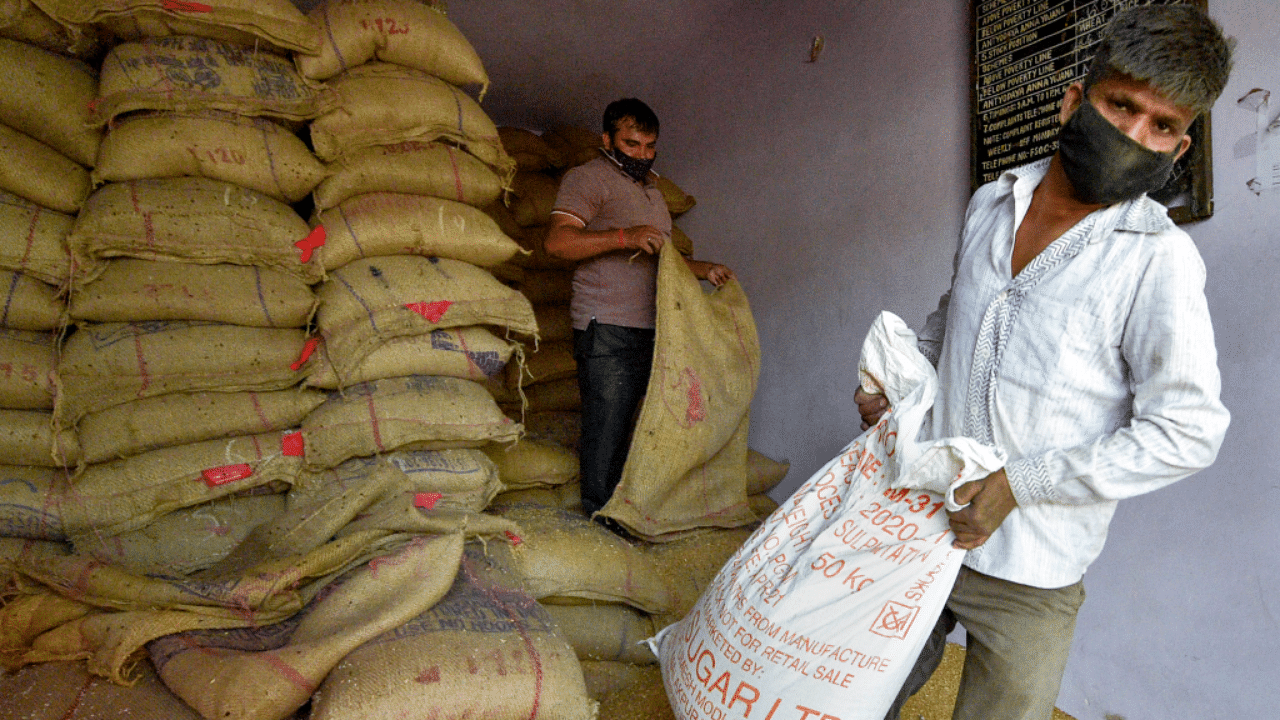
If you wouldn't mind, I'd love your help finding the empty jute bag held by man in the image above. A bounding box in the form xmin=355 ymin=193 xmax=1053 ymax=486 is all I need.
xmin=650 ymin=312 xmax=1005 ymax=720
xmin=598 ymin=242 xmax=760 ymax=540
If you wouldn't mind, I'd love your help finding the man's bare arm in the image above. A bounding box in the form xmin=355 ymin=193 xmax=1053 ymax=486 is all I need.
xmin=545 ymin=213 xmax=665 ymax=261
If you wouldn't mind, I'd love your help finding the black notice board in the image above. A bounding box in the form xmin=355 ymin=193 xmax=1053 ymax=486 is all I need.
xmin=971 ymin=0 xmax=1212 ymax=222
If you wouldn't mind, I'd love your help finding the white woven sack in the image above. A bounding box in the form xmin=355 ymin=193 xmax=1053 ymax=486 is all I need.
xmin=650 ymin=311 xmax=1005 ymax=720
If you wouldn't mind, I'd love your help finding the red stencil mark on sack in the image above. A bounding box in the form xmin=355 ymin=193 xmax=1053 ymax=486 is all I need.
xmin=416 ymin=666 xmax=441 ymax=684
xmin=504 ymin=530 xmax=523 ymax=546
xmin=281 ymin=432 xmax=304 ymax=457
xmin=290 ymin=337 xmax=320 ymax=371
xmin=202 ymin=463 xmax=254 ymax=487
xmin=414 ymin=492 xmax=442 ymax=510
xmin=684 ymin=367 xmax=707 ymax=424
xmin=163 ymin=0 xmax=213 ymax=12
xmin=295 ymin=225 xmax=326 ymax=264
xmin=405 ymin=301 xmax=453 ymax=323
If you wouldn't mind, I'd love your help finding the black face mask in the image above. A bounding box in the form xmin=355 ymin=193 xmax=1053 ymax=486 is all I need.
xmin=1057 ymin=99 xmax=1181 ymax=205
xmin=605 ymin=147 xmax=656 ymax=184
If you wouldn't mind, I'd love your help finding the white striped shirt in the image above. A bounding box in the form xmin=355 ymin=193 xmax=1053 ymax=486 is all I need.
xmin=919 ymin=159 xmax=1229 ymax=588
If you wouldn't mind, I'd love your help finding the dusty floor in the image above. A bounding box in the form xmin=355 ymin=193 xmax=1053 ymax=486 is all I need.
xmin=898 ymin=643 xmax=1076 ymax=720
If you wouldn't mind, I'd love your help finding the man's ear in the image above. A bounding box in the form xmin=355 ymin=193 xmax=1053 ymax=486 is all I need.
xmin=1060 ymin=82 xmax=1085 ymax=125
xmin=600 ymin=132 xmax=613 ymax=151
xmin=1173 ymin=133 xmax=1192 ymax=162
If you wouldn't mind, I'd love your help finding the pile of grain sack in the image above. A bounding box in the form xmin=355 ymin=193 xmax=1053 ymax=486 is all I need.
xmin=0 ymin=2 xmax=790 ymax=719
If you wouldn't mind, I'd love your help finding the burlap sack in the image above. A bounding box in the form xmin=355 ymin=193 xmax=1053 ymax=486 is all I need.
xmin=0 ymin=190 xmax=73 ymax=286
xmin=498 ymin=126 xmax=565 ymax=172
xmin=542 ymin=125 xmax=602 ymax=169
xmin=313 ymin=140 xmax=504 ymax=210
xmin=0 ymin=270 xmax=62 ymax=331
xmin=508 ymin=339 xmax=575 ymax=389
xmin=309 ymin=541 xmax=595 ymax=720
xmin=0 ymin=123 xmax=89 ymax=213
xmin=92 ymin=36 xmax=334 ymax=125
xmin=508 ymin=225 xmax=576 ymax=271
xmin=0 ymin=659 xmax=205 ymax=720
xmin=746 ymin=447 xmax=790 ymax=495
xmin=316 ymin=192 xmax=520 ymax=270
xmin=532 ymin=303 xmax=573 ymax=342
xmin=643 ymin=527 xmax=755 ymax=627
xmin=482 ymin=197 xmax=524 ymax=241
xmin=92 ymin=110 xmax=327 ymax=203
xmin=601 ymin=243 xmax=760 ymax=539
xmin=69 ymin=178 xmax=320 ymax=285
xmin=309 ymin=62 xmax=510 ymax=172
xmin=78 ymin=388 xmax=325 ymax=463
xmin=512 ymin=267 xmax=573 ymax=305
xmin=0 ymin=328 xmax=55 ymax=409
xmin=516 ymin=377 xmax=581 ymax=413
xmin=482 ymin=439 xmax=578 ymax=490
xmin=543 ymin=604 xmax=657 ymax=664
xmin=671 ymin=223 xmax=695 ymax=256
xmin=518 ymin=410 xmax=581 ymax=451
xmin=582 ymin=662 xmax=675 ymax=720
xmin=74 ymin=494 xmax=286 ymax=577
xmin=59 ymin=430 xmax=301 ymax=538
xmin=0 ymin=409 xmax=78 ymax=466
xmin=0 ymin=37 xmax=99 ymax=166
xmin=316 ymin=255 xmax=536 ymax=379
xmin=491 ymin=503 xmax=676 ymax=614
xmin=491 ymin=485 xmax=563 ymax=508
xmin=302 ymin=375 xmax=522 ymax=470
xmin=307 ymin=327 xmax=513 ymax=389
xmin=35 ymin=0 xmax=322 ymax=54
xmin=510 ymin=170 xmax=560 ymax=228
xmin=656 ymin=175 xmax=696 ymax=216
xmin=56 ymin=321 xmax=308 ymax=424
xmin=146 ymin=532 xmax=464 ymax=720
xmin=0 ymin=464 xmax=68 ymax=539
xmin=0 ymin=2 xmax=105 ymax=59
xmin=299 ymin=0 xmax=487 ymax=92
xmin=748 ymin=492 xmax=780 ymax=518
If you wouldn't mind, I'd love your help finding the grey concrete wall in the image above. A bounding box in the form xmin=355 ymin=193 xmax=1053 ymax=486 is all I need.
xmin=435 ymin=1 xmax=1274 ymax=717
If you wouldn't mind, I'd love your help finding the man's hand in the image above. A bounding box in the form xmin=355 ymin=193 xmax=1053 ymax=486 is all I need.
xmin=948 ymin=468 xmax=1017 ymax=550
xmin=621 ymin=225 xmax=666 ymax=254
xmin=854 ymin=387 xmax=889 ymax=431
xmin=703 ymin=264 xmax=736 ymax=286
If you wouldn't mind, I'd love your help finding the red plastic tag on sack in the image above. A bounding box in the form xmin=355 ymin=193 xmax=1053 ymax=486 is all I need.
xmin=414 ymin=492 xmax=443 ymax=510
xmin=295 ymin=225 xmax=326 ymax=264
xmin=290 ymin=337 xmax=319 ymax=371
xmin=404 ymin=301 xmax=453 ymax=323
xmin=202 ymin=463 xmax=253 ymax=487
xmin=162 ymin=0 xmax=213 ymax=12
xmin=281 ymin=432 xmax=304 ymax=457
xmin=504 ymin=530 xmax=524 ymax=546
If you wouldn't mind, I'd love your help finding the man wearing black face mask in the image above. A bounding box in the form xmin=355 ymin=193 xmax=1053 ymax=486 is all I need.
xmin=859 ymin=7 xmax=1234 ymax=720
xmin=546 ymin=98 xmax=734 ymax=525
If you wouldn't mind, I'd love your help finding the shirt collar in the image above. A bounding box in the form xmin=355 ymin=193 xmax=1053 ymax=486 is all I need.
xmin=999 ymin=157 xmax=1175 ymax=240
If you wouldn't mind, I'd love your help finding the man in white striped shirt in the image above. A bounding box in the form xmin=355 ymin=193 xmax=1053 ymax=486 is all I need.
xmin=859 ymin=7 xmax=1234 ymax=720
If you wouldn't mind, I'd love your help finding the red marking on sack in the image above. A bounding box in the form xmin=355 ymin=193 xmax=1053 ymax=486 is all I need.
xmin=162 ymin=0 xmax=214 ymax=12
xmin=684 ymin=367 xmax=707 ymax=424
xmin=60 ymin=673 xmax=96 ymax=720
xmin=281 ymin=432 xmax=304 ymax=457
xmin=414 ymin=492 xmax=442 ymax=509
xmin=133 ymin=333 xmax=152 ymax=397
xmin=416 ymin=666 xmax=441 ymax=684
xmin=295 ymin=225 xmax=326 ymax=263
xmin=290 ymin=337 xmax=319 ymax=371
xmin=404 ymin=300 xmax=453 ymax=322
xmin=366 ymin=393 xmax=385 ymax=452
xmin=202 ymin=464 xmax=253 ymax=487
xmin=504 ymin=530 xmax=523 ymax=546
xmin=262 ymin=652 xmax=317 ymax=693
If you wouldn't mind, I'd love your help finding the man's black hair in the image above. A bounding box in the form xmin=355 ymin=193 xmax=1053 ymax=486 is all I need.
xmin=603 ymin=98 xmax=659 ymax=138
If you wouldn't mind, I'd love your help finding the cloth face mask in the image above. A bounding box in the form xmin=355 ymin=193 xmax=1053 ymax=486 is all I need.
xmin=1057 ymin=98 xmax=1180 ymax=205
xmin=606 ymin=147 xmax=656 ymax=184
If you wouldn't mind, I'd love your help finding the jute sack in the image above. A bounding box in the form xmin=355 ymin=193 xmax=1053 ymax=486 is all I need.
xmin=510 ymin=170 xmax=560 ymax=228
xmin=301 ymin=375 xmax=522 ymax=470
xmin=482 ymin=439 xmax=577 ymax=490
xmin=92 ymin=110 xmax=327 ymax=203
xmin=643 ymin=527 xmax=755 ymax=627
xmin=533 ymin=303 xmax=573 ymax=341
xmin=656 ymin=175 xmax=696 ymax=216
xmin=313 ymin=140 xmax=504 ymax=210
xmin=542 ymin=125 xmax=602 ymax=169
xmin=498 ymin=126 xmax=565 ymax=172
xmin=58 ymin=430 xmax=302 ymax=538
xmin=580 ymin=662 xmax=672 ymax=717
xmin=0 ymin=37 xmax=99 ymax=166
xmin=316 ymin=192 xmax=521 ymax=270
xmin=490 ymin=503 xmax=677 ymax=614
xmin=0 ymin=123 xmax=89 ymax=213
xmin=517 ymin=377 xmax=581 ymax=413
xmin=309 ymin=62 xmax=511 ymax=172
xmin=671 ymin=223 xmax=695 ymax=256
xmin=0 ymin=2 xmax=105 ymax=59
xmin=508 ymin=225 xmax=576 ymax=271
xmin=601 ymin=243 xmax=760 ymax=539
xmin=70 ymin=259 xmax=316 ymax=328
xmin=0 ymin=659 xmax=205 ymax=720
xmin=147 ymin=533 xmax=464 ymax=720
xmin=0 ymin=190 xmax=74 ymax=286
xmin=544 ymin=604 xmax=657 ymax=664
xmin=507 ymin=339 xmax=575 ymax=388
xmin=0 ymin=328 xmax=56 ymax=410
xmin=748 ymin=492 xmax=780 ymax=518
xmin=491 ymin=485 xmax=563 ymax=509
xmin=517 ymin=410 xmax=581 ymax=450
xmin=482 ymin=197 xmax=524 ymax=240
xmin=307 ymin=327 xmax=513 ymax=389
xmin=77 ymin=388 xmax=326 ymax=463
xmin=512 ymin=267 xmax=573 ymax=305
xmin=69 ymin=178 xmax=320 ymax=285
xmin=299 ymin=0 xmax=487 ymax=91
xmin=35 ymin=0 xmax=322 ymax=54
xmin=0 ymin=270 xmax=62 ymax=331
xmin=0 ymin=465 xmax=68 ymax=540
xmin=309 ymin=541 xmax=596 ymax=720
xmin=73 ymin=494 xmax=286 ymax=577
xmin=746 ymin=448 xmax=790 ymax=495
xmin=92 ymin=36 xmax=335 ymax=125
xmin=316 ymin=255 xmax=536 ymax=379
xmin=56 ymin=321 xmax=308 ymax=424
xmin=0 ymin=409 xmax=79 ymax=466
